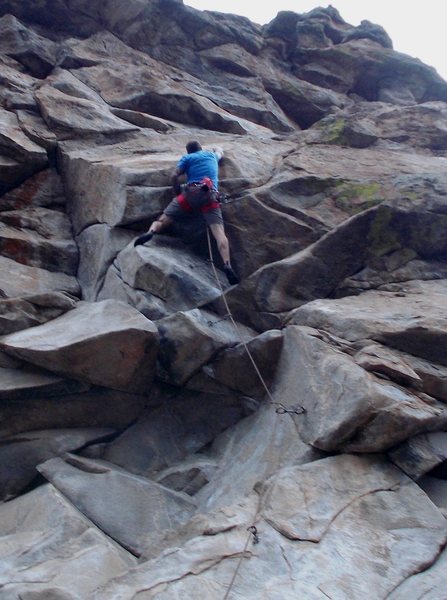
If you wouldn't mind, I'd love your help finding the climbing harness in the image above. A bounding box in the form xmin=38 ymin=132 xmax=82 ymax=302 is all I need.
xmin=177 ymin=178 xmax=222 ymax=214
xmin=205 ymin=228 xmax=305 ymax=600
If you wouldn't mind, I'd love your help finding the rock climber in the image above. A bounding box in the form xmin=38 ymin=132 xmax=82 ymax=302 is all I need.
xmin=134 ymin=140 xmax=239 ymax=285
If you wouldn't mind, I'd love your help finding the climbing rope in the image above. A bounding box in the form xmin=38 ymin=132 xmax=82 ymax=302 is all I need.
xmin=205 ymin=228 xmax=305 ymax=416
xmin=205 ymin=228 xmax=305 ymax=599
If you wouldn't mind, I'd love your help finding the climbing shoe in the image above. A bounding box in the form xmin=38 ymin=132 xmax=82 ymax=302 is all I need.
xmin=224 ymin=263 xmax=239 ymax=285
xmin=134 ymin=232 xmax=153 ymax=247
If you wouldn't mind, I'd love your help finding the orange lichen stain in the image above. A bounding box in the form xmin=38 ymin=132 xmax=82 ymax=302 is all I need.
xmin=10 ymin=171 xmax=49 ymax=209
xmin=1 ymin=238 xmax=30 ymax=266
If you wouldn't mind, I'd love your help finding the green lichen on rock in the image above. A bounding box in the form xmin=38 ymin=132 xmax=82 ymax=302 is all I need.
xmin=367 ymin=205 xmax=401 ymax=258
xmin=334 ymin=181 xmax=384 ymax=215
xmin=323 ymin=117 xmax=347 ymax=144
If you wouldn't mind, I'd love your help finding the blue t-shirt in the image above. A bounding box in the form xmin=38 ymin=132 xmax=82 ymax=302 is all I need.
xmin=176 ymin=150 xmax=220 ymax=189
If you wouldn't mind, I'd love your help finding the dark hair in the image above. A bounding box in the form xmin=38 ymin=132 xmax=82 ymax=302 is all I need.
xmin=186 ymin=140 xmax=202 ymax=154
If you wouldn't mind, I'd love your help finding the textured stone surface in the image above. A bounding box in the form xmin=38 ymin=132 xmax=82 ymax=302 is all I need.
xmin=1 ymin=1 xmax=447 ymax=597
xmin=389 ymin=432 xmax=447 ymax=479
xmin=38 ymin=454 xmax=197 ymax=557
xmin=0 ymin=299 xmax=159 ymax=392
xmin=103 ymin=388 xmax=246 ymax=478
xmin=271 ymin=326 xmax=447 ymax=452
xmin=0 ymin=427 xmax=115 ymax=501
xmin=0 ymin=484 xmax=136 ymax=598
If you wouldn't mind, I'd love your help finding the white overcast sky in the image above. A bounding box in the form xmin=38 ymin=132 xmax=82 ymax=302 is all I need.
xmin=185 ymin=0 xmax=447 ymax=81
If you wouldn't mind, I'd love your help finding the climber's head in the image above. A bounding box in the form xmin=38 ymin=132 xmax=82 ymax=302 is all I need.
xmin=186 ymin=140 xmax=202 ymax=154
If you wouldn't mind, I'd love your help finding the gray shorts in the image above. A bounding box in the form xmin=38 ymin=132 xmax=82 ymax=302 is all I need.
xmin=163 ymin=196 xmax=223 ymax=226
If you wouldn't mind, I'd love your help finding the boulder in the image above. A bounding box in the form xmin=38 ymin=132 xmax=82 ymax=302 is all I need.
xmin=0 ymin=168 xmax=66 ymax=212
xmin=270 ymin=326 xmax=447 ymax=452
xmin=0 ymin=14 xmax=57 ymax=78
xmin=0 ymin=427 xmax=115 ymax=501
xmin=0 ymin=54 xmax=37 ymax=110
xmin=76 ymin=224 xmax=135 ymax=301
xmin=91 ymin=454 xmax=447 ymax=599
xmin=103 ymin=388 xmax=246 ymax=477
xmin=38 ymin=454 xmax=197 ymax=557
xmin=72 ymin=59 xmax=248 ymax=134
xmin=224 ymin=193 xmax=447 ymax=328
xmin=312 ymin=101 xmax=447 ymax=151
xmin=0 ymin=107 xmax=48 ymax=194
xmin=222 ymin=194 xmax=318 ymax=279
xmin=16 ymin=108 xmax=58 ymax=151
xmin=389 ymin=432 xmax=447 ymax=480
xmin=35 ymin=70 xmax=140 ymax=139
xmin=157 ymin=307 xmax=255 ymax=386
xmin=0 ymin=299 xmax=159 ymax=393
xmin=103 ymin=236 xmax=228 ymax=317
xmin=0 ymin=207 xmax=78 ymax=274
xmin=0 ymin=255 xmax=80 ymax=298
xmin=0 ymin=364 xmax=88 ymax=401
xmin=0 ymin=484 xmax=136 ymax=598
xmin=59 ymin=141 xmax=176 ymax=234
xmin=0 ymin=291 xmax=77 ymax=335
xmin=0 ymin=386 xmax=147 ymax=438
xmin=293 ymin=38 xmax=447 ymax=104
xmin=190 ymin=328 xmax=284 ymax=399
xmin=289 ymin=280 xmax=447 ymax=366
xmin=195 ymin=404 xmax=324 ymax=511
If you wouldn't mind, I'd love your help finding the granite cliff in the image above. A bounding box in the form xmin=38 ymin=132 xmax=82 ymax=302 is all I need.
xmin=0 ymin=1 xmax=447 ymax=598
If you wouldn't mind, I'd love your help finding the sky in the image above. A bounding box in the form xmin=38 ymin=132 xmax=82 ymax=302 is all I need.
xmin=185 ymin=0 xmax=447 ymax=81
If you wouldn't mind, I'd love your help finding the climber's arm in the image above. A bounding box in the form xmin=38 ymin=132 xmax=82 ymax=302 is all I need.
xmin=171 ymin=167 xmax=184 ymax=196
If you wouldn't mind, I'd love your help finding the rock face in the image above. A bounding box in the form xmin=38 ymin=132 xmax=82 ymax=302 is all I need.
xmin=1 ymin=1 xmax=447 ymax=598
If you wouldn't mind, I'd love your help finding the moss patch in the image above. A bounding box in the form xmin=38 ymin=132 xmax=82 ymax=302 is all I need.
xmin=322 ymin=117 xmax=347 ymax=144
xmin=367 ymin=205 xmax=401 ymax=258
xmin=334 ymin=181 xmax=384 ymax=215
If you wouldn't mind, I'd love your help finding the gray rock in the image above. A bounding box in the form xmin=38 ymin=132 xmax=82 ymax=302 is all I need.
xmin=289 ymin=280 xmax=447 ymax=366
xmin=0 ymin=386 xmax=147 ymax=438
xmin=354 ymin=342 xmax=423 ymax=388
xmin=91 ymin=454 xmax=447 ymax=599
xmin=0 ymin=14 xmax=57 ymax=77
xmin=0 ymin=168 xmax=66 ymax=212
xmin=195 ymin=404 xmax=324 ymax=511
xmin=0 ymin=299 xmax=159 ymax=393
xmin=16 ymin=108 xmax=58 ymax=150
xmin=155 ymin=458 xmax=218 ymax=496
xmin=0 ymin=427 xmax=115 ymax=501
xmin=418 ymin=476 xmax=447 ymax=518
xmin=0 ymin=107 xmax=48 ymax=194
xmin=76 ymin=224 xmax=135 ymax=301
xmin=0 ymin=364 xmax=88 ymax=401
xmin=106 ymin=236 xmax=228 ymax=317
xmin=35 ymin=70 xmax=139 ymax=140
xmin=103 ymin=388 xmax=245 ymax=477
xmin=157 ymin=307 xmax=255 ymax=386
xmin=0 ymin=484 xmax=136 ymax=598
xmin=192 ymin=328 xmax=284 ymax=398
xmin=0 ymin=291 xmax=77 ymax=335
xmin=388 ymin=543 xmax=447 ymax=599
xmin=261 ymin=454 xmax=404 ymax=541
xmin=38 ymin=454 xmax=197 ymax=557
xmin=0 ymin=256 xmax=80 ymax=298
xmin=271 ymin=326 xmax=447 ymax=452
xmin=389 ymin=432 xmax=447 ymax=480
xmin=0 ymin=207 xmax=78 ymax=274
